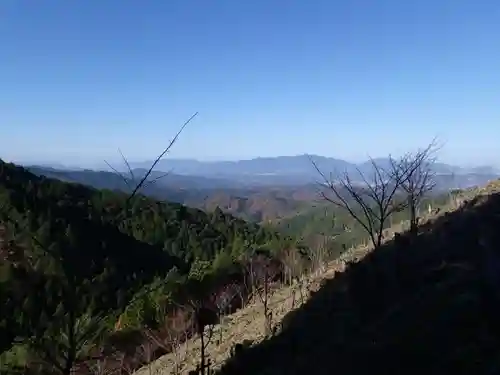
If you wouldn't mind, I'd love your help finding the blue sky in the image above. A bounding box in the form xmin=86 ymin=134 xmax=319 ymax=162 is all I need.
xmin=1 ymin=0 xmax=499 ymax=167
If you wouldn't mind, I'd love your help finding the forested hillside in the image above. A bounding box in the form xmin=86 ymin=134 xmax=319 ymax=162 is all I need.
xmin=27 ymin=166 xmax=319 ymax=223
xmin=276 ymin=191 xmax=455 ymax=248
xmin=0 ymin=160 xmax=295 ymax=374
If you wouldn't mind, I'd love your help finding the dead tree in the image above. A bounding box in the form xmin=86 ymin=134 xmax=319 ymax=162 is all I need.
xmin=280 ymin=247 xmax=305 ymax=286
xmin=244 ymin=254 xmax=280 ymax=336
xmin=136 ymin=335 xmax=157 ymax=375
xmin=162 ymin=328 xmax=189 ymax=375
xmin=311 ymin=157 xmax=412 ymax=249
xmin=280 ymin=247 xmax=307 ymax=309
xmin=210 ymin=282 xmax=246 ymax=344
xmin=390 ymin=139 xmax=439 ymax=235
xmin=306 ymin=234 xmax=330 ymax=275
xmin=193 ymin=306 xmax=217 ymax=375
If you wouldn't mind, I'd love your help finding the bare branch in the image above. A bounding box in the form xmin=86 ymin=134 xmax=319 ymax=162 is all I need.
xmin=311 ymin=154 xmax=408 ymax=249
xmin=390 ymin=139 xmax=440 ymax=234
xmin=311 ymin=158 xmax=378 ymax=247
xmin=104 ymin=160 xmax=132 ymax=190
xmin=118 ymin=148 xmax=135 ymax=184
xmin=143 ymin=169 xmax=173 ymax=188
xmin=104 ymin=112 xmax=198 ymax=206
xmin=126 ymin=112 xmax=198 ymax=205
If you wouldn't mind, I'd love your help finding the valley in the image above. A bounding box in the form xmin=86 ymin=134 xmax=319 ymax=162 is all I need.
xmin=27 ymin=155 xmax=499 ymax=225
xmin=4 ymin=2 xmax=500 ymax=374
xmin=3 ymin=151 xmax=500 ymax=374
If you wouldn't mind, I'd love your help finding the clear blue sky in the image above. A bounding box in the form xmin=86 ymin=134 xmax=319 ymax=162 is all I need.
xmin=1 ymin=0 xmax=499 ymax=167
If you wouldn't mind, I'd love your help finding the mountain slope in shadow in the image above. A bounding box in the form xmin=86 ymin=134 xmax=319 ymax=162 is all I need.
xmin=216 ymin=189 xmax=500 ymax=375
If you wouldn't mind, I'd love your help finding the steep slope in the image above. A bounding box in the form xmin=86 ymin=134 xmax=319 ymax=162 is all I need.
xmin=130 ymin=187 xmax=472 ymax=375
xmin=216 ymin=182 xmax=500 ymax=375
xmin=0 ymin=160 xmax=284 ymax=373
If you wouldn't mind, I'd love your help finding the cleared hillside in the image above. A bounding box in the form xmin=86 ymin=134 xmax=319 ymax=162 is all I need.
xmin=133 ymin=181 xmax=500 ymax=375
xmin=216 ymin=182 xmax=500 ymax=375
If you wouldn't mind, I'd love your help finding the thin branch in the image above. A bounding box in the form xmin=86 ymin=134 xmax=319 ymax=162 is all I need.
xmin=311 ymin=154 xmax=410 ymax=249
xmin=126 ymin=112 xmax=198 ymax=205
xmin=389 ymin=139 xmax=440 ymax=233
xmin=104 ymin=160 xmax=132 ymax=190
xmin=119 ymin=148 xmax=135 ymax=185
xmin=311 ymin=158 xmax=377 ymax=246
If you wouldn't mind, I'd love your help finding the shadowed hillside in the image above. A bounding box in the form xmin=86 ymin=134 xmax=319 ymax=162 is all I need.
xmin=26 ymin=166 xmax=320 ymax=222
xmin=216 ymin=184 xmax=500 ymax=375
xmin=0 ymin=160 xmax=294 ymax=374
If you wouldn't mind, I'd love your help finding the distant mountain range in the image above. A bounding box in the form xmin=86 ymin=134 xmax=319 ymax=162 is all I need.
xmin=30 ymin=154 xmax=500 ymax=189
xmin=24 ymin=165 xmax=321 ymax=222
xmin=129 ymin=154 xmax=497 ymax=176
xmin=22 ymin=155 xmax=500 ymax=223
xmin=126 ymin=155 xmax=499 ymax=187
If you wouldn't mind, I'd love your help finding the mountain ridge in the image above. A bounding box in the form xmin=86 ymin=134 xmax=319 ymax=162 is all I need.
xmin=28 ymin=155 xmax=500 ymax=189
xmin=128 ymin=154 xmax=499 ymax=178
xmin=30 ymin=155 xmax=499 ymax=180
xmin=25 ymin=165 xmax=500 ymax=224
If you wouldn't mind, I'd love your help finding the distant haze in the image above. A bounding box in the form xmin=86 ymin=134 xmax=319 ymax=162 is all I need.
xmin=25 ymin=154 xmax=499 ymax=189
xmin=128 ymin=155 xmax=499 ymax=177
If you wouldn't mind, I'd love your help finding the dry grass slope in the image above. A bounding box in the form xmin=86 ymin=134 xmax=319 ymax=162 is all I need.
xmin=135 ymin=181 xmax=500 ymax=375
xmin=134 ymin=264 xmax=340 ymax=375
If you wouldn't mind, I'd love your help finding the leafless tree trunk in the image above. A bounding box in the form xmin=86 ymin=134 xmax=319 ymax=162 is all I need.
xmin=212 ymin=283 xmax=243 ymax=344
xmin=185 ymin=303 xmax=217 ymax=375
xmin=137 ymin=336 xmax=157 ymax=375
xmin=312 ymin=157 xmax=413 ymax=249
xmin=86 ymin=350 xmax=132 ymax=375
xmin=391 ymin=139 xmax=439 ymax=235
xmin=281 ymin=248 xmax=306 ymax=309
xmin=244 ymin=256 xmax=278 ymax=336
xmin=141 ymin=305 xmax=194 ymax=375
xmin=198 ymin=322 xmax=215 ymax=375
xmin=168 ymin=329 xmax=189 ymax=375
xmin=280 ymin=248 xmax=304 ymax=286
xmin=306 ymin=235 xmax=330 ymax=275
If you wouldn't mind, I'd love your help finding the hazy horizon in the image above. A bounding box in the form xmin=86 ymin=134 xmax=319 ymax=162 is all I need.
xmin=6 ymin=152 xmax=499 ymax=172
xmin=2 ymin=1 xmax=500 ymax=167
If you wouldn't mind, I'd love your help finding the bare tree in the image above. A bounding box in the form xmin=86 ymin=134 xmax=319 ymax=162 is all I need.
xmin=305 ymin=234 xmax=330 ymax=276
xmin=243 ymin=254 xmax=280 ymax=336
xmin=162 ymin=328 xmax=189 ymax=375
xmin=137 ymin=335 xmax=158 ymax=375
xmin=193 ymin=306 xmax=216 ymax=375
xmin=311 ymin=156 xmax=413 ymax=249
xmin=278 ymin=246 xmax=308 ymax=309
xmin=280 ymin=247 xmax=304 ymax=286
xmin=141 ymin=309 xmax=192 ymax=375
xmin=210 ymin=282 xmax=246 ymax=344
xmin=86 ymin=351 xmax=129 ymax=375
xmin=390 ymin=139 xmax=440 ymax=235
